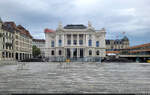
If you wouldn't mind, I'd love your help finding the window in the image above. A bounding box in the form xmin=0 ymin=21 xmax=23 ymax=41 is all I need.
xmin=51 ymin=50 xmax=55 ymax=55
xmin=59 ymin=50 xmax=62 ymax=55
xmin=59 ymin=35 xmax=61 ymax=39
xmin=67 ymin=40 xmax=71 ymax=45
xmin=79 ymin=40 xmax=83 ymax=45
xmin=88 ymin=39 xmax=92 ymax=46
xmin=89 ymin=50 xmax=92 ymax=56
xmin=51 ymin=41 xmax=55 ymax=47
xmin=96 ymin=41 xmax=99 ymax=47
xmin=89 ymin=34 xmax=92 ymax=38
xmin=2 ymin=52 xmax=4 ymax=58
xmin=96 ymin=50 xmax=99 ymax=55
xmin=58 ymin=40 xmax=62 ymax=46
xmin=73 ymin=40 xmax=77 ymax=45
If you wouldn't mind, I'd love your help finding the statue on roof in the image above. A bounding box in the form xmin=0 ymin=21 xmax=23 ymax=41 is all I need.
xmin=58 ymin=22 xmax=62 ymax=29
xmin=88 ymin=21 xmax=92 ymax=27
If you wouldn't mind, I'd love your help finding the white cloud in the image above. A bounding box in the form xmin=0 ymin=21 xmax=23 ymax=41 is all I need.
xmin=117 ymin=8 xmax=136 ymax=16
xmin=0 ymin=0 xmax=150 ymax=45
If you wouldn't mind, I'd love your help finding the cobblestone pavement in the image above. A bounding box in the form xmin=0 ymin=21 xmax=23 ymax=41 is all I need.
xmin=0 ymin=62 xmax=150 ymax=94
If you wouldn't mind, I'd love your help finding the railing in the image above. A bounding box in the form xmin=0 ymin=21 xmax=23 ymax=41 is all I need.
xmin=45 ymin=57 xmax=101 ymax=62
xmin=119 ymin=55 xmax=150 ymax=57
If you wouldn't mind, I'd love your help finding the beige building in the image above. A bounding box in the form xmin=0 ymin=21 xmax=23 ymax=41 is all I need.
xmin=0 ymin=18 xmax=3 ymax=61
xmin=0 ymin=21 xmax=15 ymax=61
xmin=32 ymin=39 xmax=45 ymax=57
xmin=45 ymin=22 xmax=106 ymax=62
xmin=106 ymin=36 xmax=130 ymax=51
xmin=14 ymin=25 xmax=33 ymax=60
xmin=0 ymin=18 xmax=32 ymax=61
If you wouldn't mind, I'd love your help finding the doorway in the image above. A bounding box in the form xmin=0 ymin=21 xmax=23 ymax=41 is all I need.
xmin=67 ymin=48 xmax=71 ymax=58
xmin=80 ymin=48 xmax=84 ymax=58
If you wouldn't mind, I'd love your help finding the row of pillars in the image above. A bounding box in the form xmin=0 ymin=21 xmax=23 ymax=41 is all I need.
xmin=65 ymin=48 xmax=84 ymax=58
xmin=1 ymin=51 xmax=32 ymax=61
xmin=16 ymin=53 xmax=32 ymax=61
xmin=64 ymin=34 xmax=86 ymax=46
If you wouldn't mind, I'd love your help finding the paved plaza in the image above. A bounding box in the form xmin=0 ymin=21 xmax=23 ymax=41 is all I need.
xmin=0 ymin=62 xmax=150 ymax=94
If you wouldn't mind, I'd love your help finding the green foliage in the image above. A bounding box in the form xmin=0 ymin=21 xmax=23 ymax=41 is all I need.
xmin=0 ymin=33 xmax=2 ymax=37
xmin=32 ymin=45 xmax=41 ymax=58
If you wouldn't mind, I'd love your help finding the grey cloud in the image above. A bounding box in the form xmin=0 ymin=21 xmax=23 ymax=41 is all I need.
xmin=0 ymin=0 xmax=150 ymax=46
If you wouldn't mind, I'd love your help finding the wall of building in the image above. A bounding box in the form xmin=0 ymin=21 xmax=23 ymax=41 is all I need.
xmin=0 ymin=22 xmax=3 ymax=61
xmin=32 ymin=39 xmax=45 ymax=57
xmin=106 ymin=36 xmax=130 ymax=51
xmin=45 ymin=23 xmax=106 ymax=60
xmin=0 ymin=20 xmax=32 ymax=61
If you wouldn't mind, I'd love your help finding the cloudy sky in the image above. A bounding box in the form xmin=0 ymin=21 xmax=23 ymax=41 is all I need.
xmin=0 ymin=0 xmax=150 ymax=46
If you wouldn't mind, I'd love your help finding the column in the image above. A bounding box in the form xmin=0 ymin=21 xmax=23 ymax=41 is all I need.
xmin=66 ymin=34 xmax=67 ymax=46
xmin=17 ymin=53 xmax=19 ymax=60
xmin=63 ymin=34 xmax=65 ymax=46
xmin=85 ymin=34 xmax=87 ymax=46
xmin=84 ymin=34 xmax=86 ymax=46
xmin=77 ymin=34 xmax=79 ymax=46
xmin=78 ymin=48 xmax=80 ymax=58
xmin=56 ymin=35 xmax=58 ymax=47
xmin=71 ymin=48 xmax=73 ymax=58
xmin=20 ymin=53 xmax=21 ymax=60
xmin=64 ymin=48 xmax=66 ymax=57
xmin=77 ymin=48 xmax=79 ymax=57
xmin=4 ymin=52 xmax=5 ymax=61
xmin=71 ymin=34 xmax=73 ymax=45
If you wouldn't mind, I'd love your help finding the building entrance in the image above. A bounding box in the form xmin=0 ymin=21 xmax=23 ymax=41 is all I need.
xmin=73 ymin=48 xmax=77 ymax=58
xmin=67 ymin=48 xmax=71 ymax=58
xmin=80 ymin=48 xmax=84 ymax=58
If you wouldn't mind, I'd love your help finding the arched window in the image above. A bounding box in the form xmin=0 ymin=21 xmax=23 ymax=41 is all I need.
xmin=51 ymin=41 xmax=55 ymax=47
xmin=51 ymin=50 xmax=55 ymax=55
xmin=96 ymin=50 xmax=99 ymax=55
xmin=59 ymin=50 xmax=62 ymax=55
xmin=96 ymin=41 xmax=99 ymax=47
xmin=88 ymin=39 xmax=92 ymax=46
xmin=89 ymin=50 xmax=92 ymax=56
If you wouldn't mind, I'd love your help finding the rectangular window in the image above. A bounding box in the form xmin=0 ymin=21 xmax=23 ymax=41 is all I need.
xmin=88 ymin=39 xmax=92 ymax=46
xmin=73 ymin=40 xmax=77 ymax=45
xmin=51 ymin=41 xmax=55 ymax=47
xmin=67 ymin=40 xmax=71 ymax=45
xmin=96 ymin=41 xmax=99 ymax=47
xmin=59 ymin=40 xmax=62 ymax=46
xmin=79 ymin=40 xmax=83 ymax=45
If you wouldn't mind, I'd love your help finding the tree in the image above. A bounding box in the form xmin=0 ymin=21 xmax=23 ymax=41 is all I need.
xmin=0 ymin=33 xmax=2 ymax=38
xmin=32 ymin=45 xmax=41 ymax=58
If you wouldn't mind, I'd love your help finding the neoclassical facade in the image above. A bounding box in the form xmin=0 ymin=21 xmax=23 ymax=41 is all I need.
xmin=45 ymin=22 xmax=106 ymax=61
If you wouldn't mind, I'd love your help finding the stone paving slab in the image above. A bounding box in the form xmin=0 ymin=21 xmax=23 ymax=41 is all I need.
xmin=0 ymin=62 xmax=150 ymax=94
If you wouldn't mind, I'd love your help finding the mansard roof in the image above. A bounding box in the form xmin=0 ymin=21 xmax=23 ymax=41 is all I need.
xmin=17 ymin=25 xmax=33 ymax=39
xmin=121 ymin=36 xmax=129 ymax=41
xmin=64 ymin=24 xmax=87 ymax=29
xmin=2 ymin=22 xmax=16 ymax=33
